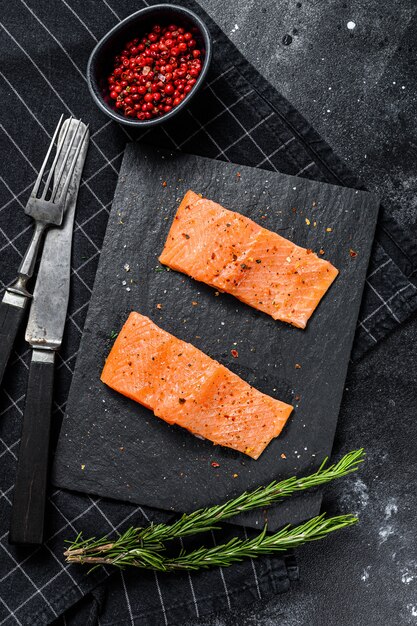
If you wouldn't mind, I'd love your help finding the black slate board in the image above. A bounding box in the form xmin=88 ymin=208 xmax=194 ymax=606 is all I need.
xmin=53 ymin=144 xmax=379 ymax=531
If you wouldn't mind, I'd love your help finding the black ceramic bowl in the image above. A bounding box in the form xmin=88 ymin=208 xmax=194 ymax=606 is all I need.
xmin=87 ymin=4 xmax=212 ymax=127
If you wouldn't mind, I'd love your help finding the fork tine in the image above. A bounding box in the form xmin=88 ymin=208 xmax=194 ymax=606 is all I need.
xmin=50 ymin=119 xmax=82 ymax=203
xmin=40 ymin=116 xmax=73 ymax=200
xmin=56 ymin=125 xmax=89 ymax=204
xmin=31 ymin=114 xmax=64 ymax=198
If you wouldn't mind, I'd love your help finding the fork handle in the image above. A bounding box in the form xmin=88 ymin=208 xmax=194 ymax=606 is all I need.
xmin=9 ymin=349 xmax=55 ymax=545
xmin=19 ymin=221 xmax=47 ymax=281
xmin=0 ymin=293 xmax=28 ymax=388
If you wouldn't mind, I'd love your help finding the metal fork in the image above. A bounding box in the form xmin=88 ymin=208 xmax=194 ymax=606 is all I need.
xmin=0 ymin=116 xmax=88 ymax=387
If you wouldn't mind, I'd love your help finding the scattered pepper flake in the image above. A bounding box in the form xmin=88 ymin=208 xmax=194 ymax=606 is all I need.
xmin=119 ymin=447 xmax=124 ymax=452
xmin=192 ymin=301 xmax=198 ymax=306
xmin=292 ymin=207 xmax=297 ymax=213
xmin=305 ymin=218 xmax=310 ymax=225
xmin=349 ymin=249 xmax=358 ymax=258
xmin=280 ymin=453 xmax=287 ymax=459
xmin=312 ymin=201 xmax=317 ymax=207
xmin=162 ymin=181 xmax=167 ymax=187
xmin=319 ymin=249 xmax=325 ymax=255
xmin=236 ymin=172 xmax=241 ymax=179
xmin=231 ymin=349 xmax=239 ymax=358
xmin=295 ymin=363 xmax=301 ymax=369
xmin=211 ymin=461 xmax=220 ymax=468
xmin=214 ymin=291 xmax=220 ymax=297
xmin=156 ymin=303 xmax=162 ymax=309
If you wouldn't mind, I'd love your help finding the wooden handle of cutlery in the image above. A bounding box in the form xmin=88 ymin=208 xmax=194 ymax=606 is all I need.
xmin=0 ymin=298 xmax=27 ymax=387
xmin=9 ymin=350 xmax=55 ymax=545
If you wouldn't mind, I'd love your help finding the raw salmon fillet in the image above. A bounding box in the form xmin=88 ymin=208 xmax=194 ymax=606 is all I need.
xmin=101 ymin=312 xmax=293 ymax=459
xmin=159 ymin=190 xmax=339 ymax=328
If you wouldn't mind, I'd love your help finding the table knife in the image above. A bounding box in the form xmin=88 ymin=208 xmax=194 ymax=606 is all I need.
xmin=9 ymin=119 xmax=89 ymax=545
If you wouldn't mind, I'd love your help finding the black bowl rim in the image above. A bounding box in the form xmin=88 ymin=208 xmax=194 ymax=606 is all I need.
xmin=87 ymin=4 xmax=212 ymax=128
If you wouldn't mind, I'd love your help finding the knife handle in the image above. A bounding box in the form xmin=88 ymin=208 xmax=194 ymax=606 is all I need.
xmin=0 ymin=293 xmax=28 ymax=388
xmin=9 ymin=349 xmax=55 ymax=545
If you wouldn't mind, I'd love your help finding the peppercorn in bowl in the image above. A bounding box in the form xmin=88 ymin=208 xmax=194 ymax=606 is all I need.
xmin=87 ymin=4 xmax=212 ymax=127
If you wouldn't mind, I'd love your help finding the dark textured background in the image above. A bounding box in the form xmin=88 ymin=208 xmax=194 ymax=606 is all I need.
xmin=183 ymin=1 xmax=417 ymax=625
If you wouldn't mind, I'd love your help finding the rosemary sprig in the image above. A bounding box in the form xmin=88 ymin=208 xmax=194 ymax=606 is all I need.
xmin=65 ymin=513 xmax=357 ymax=571
xmin=165 ymin=514 xmax=357 ymax=571
xmin=64 ymin=449 xmax=363 ymax=569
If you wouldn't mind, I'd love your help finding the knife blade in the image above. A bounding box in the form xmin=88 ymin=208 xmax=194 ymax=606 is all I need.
xmin=26 ymin=120 xmax=89 ymax=350
xmin=9 ymin=119 xmax=89 ymax=545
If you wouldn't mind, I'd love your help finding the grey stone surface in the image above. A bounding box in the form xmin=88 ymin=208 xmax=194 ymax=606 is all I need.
xmin=183 ymin=1 xmax=417 ymax=624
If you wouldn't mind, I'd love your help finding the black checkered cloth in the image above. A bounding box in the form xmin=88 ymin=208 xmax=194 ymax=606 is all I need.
xmin=1 ymin=1 xmax=417 ymax=625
